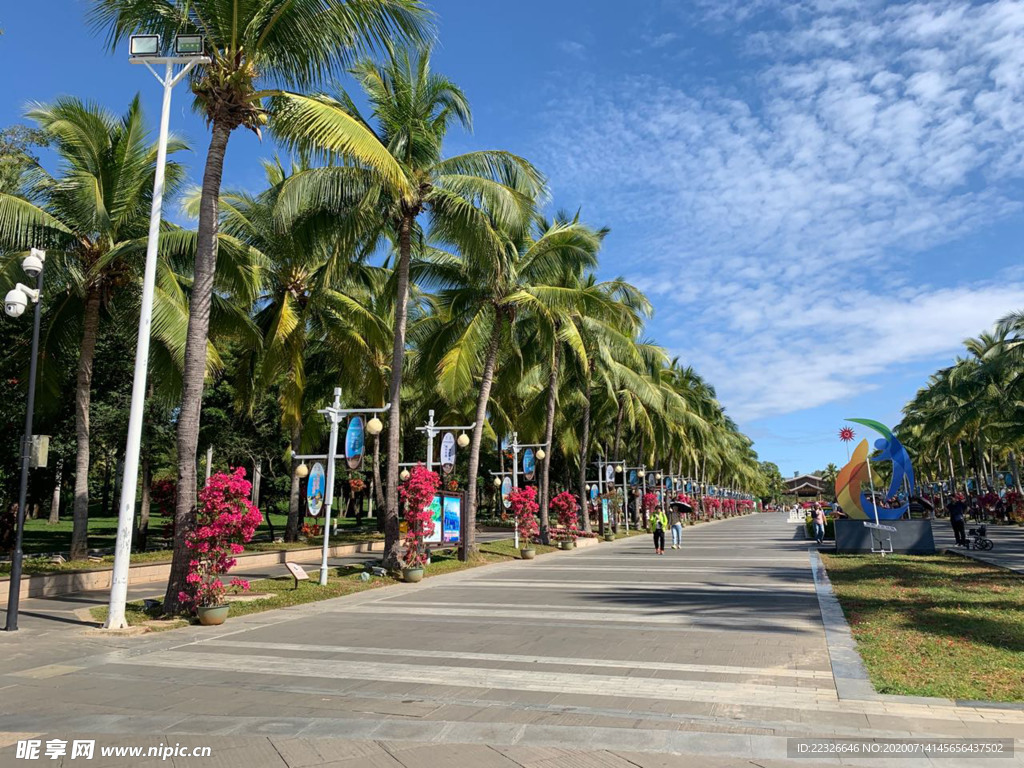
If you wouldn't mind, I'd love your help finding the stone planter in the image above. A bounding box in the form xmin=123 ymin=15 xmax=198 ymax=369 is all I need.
xmin=403 ymin=567 xmax=424 ymax=583
xmin=603 ymin=533 xmax=614 ymax=541
xmin=520 ymin=547 xmax=536 ymax=560
xmin=558 ymin=540 xmax=574 ymax=550
xmin=196 ymin=604 xmax=229 ymax=626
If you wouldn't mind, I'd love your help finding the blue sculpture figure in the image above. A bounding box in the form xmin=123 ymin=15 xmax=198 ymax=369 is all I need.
xmin=846 ymin=418 xmax=915 ymax=520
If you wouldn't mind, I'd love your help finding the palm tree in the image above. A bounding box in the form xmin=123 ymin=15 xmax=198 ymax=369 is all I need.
xmin=219 ymin=158 xmax=390 ymax=541
xmin=0 ymin=96 xmax=187 ymax=559
xmin=417 ymin=215 xmax=603 ymax=557
xmin=272 ymin=47 xmax=543 ymax=569
xmin=90 ymin=0 xmax=430 ymax=612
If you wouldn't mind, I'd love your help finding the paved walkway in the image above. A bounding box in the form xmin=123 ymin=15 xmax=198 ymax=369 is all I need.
xmin=1 ymin=514 xmax=1021 ymax=766
xmin=931 ymin=518 xmax=1024 ymax=574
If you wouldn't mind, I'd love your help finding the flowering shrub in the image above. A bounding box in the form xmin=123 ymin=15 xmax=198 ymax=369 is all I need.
xmin=507 ymin=485 xmax=539 ymax=543
xmin=550 ymin=491 xmax=580 ymax=541
xmin=447 ymin=479 xmax=459 ymax=491
xmin=704 ymin=497 xmax=722 ymax=517
xmin=641 ymin=492 xmax=658 ymax=517
xmin=399 ymin=465 xmax=438 ymax=568
xmin=301 ymin=521 xmax=322 ymax=538
xmin=178 ymin=468 xmax=263 ymax=612
xmin=152 ymin=478 xmax=178 ymax=538
xmin=348 ymin=476 xmax=366 ymax=493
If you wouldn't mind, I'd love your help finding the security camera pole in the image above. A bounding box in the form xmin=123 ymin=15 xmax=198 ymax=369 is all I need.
xmin=4 ymin=250 xmax=46 ymax=632
xmin=105 ymin=37 xmax=210 ymax=629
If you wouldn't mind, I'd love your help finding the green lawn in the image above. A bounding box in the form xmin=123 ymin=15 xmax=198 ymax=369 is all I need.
xmin=10 ymin=504 xmax=377 ymax=561
xmin=822 ymin=553 xmax=1024 ymax=702
xmin=16 ymin=504 xmax=379 ymax=557
xmin=89 ymin=538 xmax=554 ymax=629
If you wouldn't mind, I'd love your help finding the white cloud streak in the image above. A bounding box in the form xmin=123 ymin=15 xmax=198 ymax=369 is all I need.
xmin=537 ymin=0 xmax=1024 ymax=422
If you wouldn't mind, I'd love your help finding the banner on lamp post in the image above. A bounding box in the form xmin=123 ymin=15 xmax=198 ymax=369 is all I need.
xmin=307 ymin=462 xmax=326 ymax=516
xmin=345 ymin=416 xmax=365 ymax=470
xmin=523 ymin=448 xmax=536 ymax=481
xmin=440 ymin=431 xmax=456 ymax=475
xmin=605 ymin=464 xmax=615 ymax=483
xmin=501 ymin=476 xmax=513 ymax=509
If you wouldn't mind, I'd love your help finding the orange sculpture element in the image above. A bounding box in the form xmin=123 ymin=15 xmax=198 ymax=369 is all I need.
xmin=835 ymin=439 xmax=869 ymax=520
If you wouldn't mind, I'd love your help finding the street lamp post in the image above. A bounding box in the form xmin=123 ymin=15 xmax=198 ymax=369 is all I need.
xmin=594 ymin=456 xmax=624 ymax=534
xmin=415 ymin=409 xmax=475 ymax=473
xmin=292 ymin=390 xmax=389 ymax=586
xmin=3 ymin=249 xmax=46 ymax=632
xmin=105 ymin=36 xmax=211 ymax=630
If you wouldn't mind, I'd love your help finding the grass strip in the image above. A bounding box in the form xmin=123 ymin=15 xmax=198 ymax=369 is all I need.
xmin=822 ymin=553 xmax=1024 ymax=702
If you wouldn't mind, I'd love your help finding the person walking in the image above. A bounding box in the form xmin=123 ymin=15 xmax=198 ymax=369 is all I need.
xmin=811 ymin=505 xmax=826 ymax=545
xmin=667 ymin=503 xmax=684 ymax=550
xmin=651 ymin=506 xmax=668 ymax=555
xmin=948 ymin=495 xmax=968 ymax=546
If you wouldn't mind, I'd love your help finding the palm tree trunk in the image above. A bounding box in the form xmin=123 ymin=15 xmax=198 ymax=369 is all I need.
xmin=578 ymin=380 xmax=592 ymax=533
xmin=285 ymin=423 xmax=303 ymax=542
xmin=946 ymin=440 xmax=956 ymax=494
xmin=163 ymin=120 xmax=232 ymax=615
xmin=70 ymin=287 xmax=102 ymax=560
xmin=373 ymin=432 xmax=385 ymax=533
xmin=612 ymin=395 xmax=624 ymax=459
xmin=463 ymin=313 xmax=504 ymax=561
xmin=538 ymin=339 xmax=560 ymax=544
xmin=383 ymin=212 xmax=415 ymax=571
xmin=48 ymin=457 xmax=63 ymax=525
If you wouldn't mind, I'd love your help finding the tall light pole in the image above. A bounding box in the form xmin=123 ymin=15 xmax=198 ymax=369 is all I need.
xmin=3 ymin=249 xmax=46 ymax=632
xmin=105 ymin=36 xmax=211 ymax=630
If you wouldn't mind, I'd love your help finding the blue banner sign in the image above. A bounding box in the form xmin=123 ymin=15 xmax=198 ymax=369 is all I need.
xmin=345 ymin=416 xmax=365 ymax=470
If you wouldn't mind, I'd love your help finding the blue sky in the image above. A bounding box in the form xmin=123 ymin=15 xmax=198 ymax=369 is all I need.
xmin=3 ymin=1 xmax=1024 ymax=477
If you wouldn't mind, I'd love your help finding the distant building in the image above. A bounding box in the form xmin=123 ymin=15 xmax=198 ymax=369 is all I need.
xmin=785 ymin=472 xmax=825 ymax=497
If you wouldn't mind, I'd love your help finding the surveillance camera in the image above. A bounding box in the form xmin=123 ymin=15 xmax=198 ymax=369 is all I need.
xmin=5 ymin=289 xmax=28 ymax=318
xmin=22 ymin=249 xmax=45 ymax=279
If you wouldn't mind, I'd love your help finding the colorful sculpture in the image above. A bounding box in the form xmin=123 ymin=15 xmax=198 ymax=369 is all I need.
xmin=834 ymin=419 xmax=914 ymax=521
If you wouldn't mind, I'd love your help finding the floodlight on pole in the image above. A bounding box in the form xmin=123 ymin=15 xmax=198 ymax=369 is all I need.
xmin=105 ymin=37 xmax=211 ymax=630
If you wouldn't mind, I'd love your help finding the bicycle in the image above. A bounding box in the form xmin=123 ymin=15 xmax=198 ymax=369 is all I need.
xmin=967 ymin=525 xmax=994 ymax=551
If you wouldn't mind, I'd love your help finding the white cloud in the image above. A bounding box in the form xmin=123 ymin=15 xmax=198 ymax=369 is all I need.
xmin=537 ymin=0 xmax=1024 ymax=423
xmin=558 ymin=40 xmax=587 ymax=58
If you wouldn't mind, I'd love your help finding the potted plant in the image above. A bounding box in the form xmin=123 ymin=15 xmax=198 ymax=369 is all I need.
xmin=551 ymin=491 xmax=580 ymax=549
xmin=179 ymin=468 xmax=262 ymax=625
xmin=508 ymin=485 xmax=539 ymax=559
xmin=399 ymin=465 xmax=439 ymax=583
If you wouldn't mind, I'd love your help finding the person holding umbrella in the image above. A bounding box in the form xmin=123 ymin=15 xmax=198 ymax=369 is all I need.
xmin=668 ymin=499 xmax=691 ymax=549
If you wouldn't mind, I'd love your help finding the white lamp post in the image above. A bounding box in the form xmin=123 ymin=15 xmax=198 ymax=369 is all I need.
xmin=291 ymin=391 xmax=390 ymax=586
xmin=106 ymin=36 xmax=211 ymax=630
xmin=416 ymin=409 xmax=475 ymax=472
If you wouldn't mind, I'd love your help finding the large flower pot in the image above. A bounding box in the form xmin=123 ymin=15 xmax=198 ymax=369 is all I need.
xmin=558 ymin=540 xmax=574 ymax=550
xmin=197 ymin=604 xmax=229 ymax=626
xmin=403 ymin=567 xmax=424 ymax=583
xmin=603 ymin=533 xmax=614 ymax=542
xmin=520 ymin=547 xmax=536 ymax=560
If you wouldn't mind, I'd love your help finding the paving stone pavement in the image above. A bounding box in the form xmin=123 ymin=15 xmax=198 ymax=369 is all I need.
xmin=930 ymin=517 xmax=1024 ymax=574
xmin=1 ymin=513 xmax=1021 ymax=767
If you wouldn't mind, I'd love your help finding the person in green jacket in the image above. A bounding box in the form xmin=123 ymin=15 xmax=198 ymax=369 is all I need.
xmin=651 ymin=506 xmax=668 ymax=554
